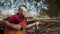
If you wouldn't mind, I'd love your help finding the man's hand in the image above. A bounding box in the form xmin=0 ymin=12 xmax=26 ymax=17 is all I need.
xmin=35 ymin=21 xmax=40 ymax=26
xmin=13 ymin=24 xmax=22 ymax=30
xmin=35 ymin=21 xmax=45 ymax=26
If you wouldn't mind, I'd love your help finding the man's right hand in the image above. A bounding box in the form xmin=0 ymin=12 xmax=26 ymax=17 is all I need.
xmin=13 ymin=24 xmax=22 ymax=30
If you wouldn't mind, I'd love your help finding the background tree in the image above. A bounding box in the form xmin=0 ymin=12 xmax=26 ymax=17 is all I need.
xmin=42 ymin=0 xmax=60 ymax=18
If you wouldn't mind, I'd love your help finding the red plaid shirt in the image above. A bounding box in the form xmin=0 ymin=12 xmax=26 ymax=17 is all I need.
xmin=4 ymin=13 xmax=27 ymax=24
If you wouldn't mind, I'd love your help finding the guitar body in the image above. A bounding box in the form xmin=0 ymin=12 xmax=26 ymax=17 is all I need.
xmin=4 ymin=22 xmax=27 ymax=34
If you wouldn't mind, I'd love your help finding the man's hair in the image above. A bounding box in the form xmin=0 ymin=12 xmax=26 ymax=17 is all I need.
xmin=18 ymin=5 xmax=27 ymax=10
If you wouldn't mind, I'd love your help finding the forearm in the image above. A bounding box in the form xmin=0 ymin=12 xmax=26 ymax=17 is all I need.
xmin=26 ymin=23 xmax=36 ymax=29
xmin=1 ymin=20 xmax=22 ymax=30
xmin=0 ymin=20 xmax=15 ymax=29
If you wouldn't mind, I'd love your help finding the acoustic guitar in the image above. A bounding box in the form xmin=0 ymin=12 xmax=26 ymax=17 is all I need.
xmin=4 ymin=21 xmax=40 ymax=34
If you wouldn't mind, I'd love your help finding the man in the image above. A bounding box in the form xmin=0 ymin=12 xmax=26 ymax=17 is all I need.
xmin=1 ymin=5 xmax=39 ymax=34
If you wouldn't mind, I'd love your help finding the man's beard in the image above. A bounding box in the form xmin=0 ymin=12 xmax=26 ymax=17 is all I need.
xmin=17 ymin=13 xmax=25 ymax=19
xmin=19 ymin=14 xmax=25 ymax=19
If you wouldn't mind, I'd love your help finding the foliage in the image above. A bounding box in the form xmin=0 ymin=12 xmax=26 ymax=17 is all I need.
xmin=42 ymin=0 xmax=60 ymax=18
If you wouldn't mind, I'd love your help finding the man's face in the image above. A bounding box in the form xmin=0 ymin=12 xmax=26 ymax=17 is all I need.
xmin=18 ymin=7 xmax=27 ymax=17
